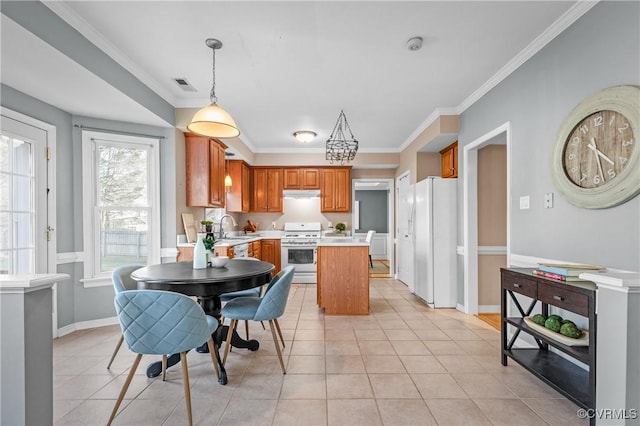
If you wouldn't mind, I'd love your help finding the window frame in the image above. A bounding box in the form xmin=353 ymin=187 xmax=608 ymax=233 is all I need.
xmin=81 ymin=130 xmax=160 ymax=286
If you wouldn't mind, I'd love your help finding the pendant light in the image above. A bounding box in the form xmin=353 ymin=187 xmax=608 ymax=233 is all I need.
xmin=224 ymin=159 xmax=232 ymax=191
xmin=187 ymin=38 xmax=240 ymax=138
xmin=326 ymin=110 xmax=358 ymax=164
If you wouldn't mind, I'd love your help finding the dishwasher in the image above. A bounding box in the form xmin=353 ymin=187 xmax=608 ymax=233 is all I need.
xmin=233 ymin=243 xmax=249 ymax=258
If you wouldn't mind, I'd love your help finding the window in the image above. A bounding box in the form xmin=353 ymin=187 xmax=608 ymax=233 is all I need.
xmin=82 ymin=131 xmax=160 ymax=284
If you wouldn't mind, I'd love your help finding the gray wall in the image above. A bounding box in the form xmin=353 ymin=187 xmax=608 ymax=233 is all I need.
xmin=355 ymin=190 xmax=389 ymax=233
xmin=457 ymin=2 xmax=640 ymax=303
xmin=1 ymin=2 xmax=178 ymax=328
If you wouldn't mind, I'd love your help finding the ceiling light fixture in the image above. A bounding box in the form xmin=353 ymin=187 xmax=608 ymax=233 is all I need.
xmin=326 ymin=110 xmax=358 ymax=165
xmin=407 ymin=36 xmax=423 ymax=51
xmin=187 ymin=38 xmax=240 ymax=138
xmin=293 ymin=130 xmax=317 ymax=144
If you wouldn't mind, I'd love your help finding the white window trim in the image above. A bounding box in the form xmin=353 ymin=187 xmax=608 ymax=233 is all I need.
xmin=81 ymin=130 xmax=160 ymax=287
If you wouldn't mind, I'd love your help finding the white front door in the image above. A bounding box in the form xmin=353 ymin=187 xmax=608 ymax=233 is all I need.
xmin=396 ymin=173 xmax=414 ymax=291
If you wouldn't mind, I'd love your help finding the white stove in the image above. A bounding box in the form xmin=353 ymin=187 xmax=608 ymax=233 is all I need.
xmin=281 ymin=222 xmax=321 ymax=283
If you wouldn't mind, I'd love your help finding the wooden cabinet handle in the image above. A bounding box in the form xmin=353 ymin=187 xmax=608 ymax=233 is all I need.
xmin=553 ymin=295 xmax=564 ymax=301
xmin=513 ymin=283 xmax=521 ymax=288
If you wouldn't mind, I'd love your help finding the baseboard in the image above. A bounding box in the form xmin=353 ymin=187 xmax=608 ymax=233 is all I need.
xmin=478 ymin=305 xmax=500 ymax=313
xmin=456 ymin=303 xmax=465 ymax=313
xmin=57 ymin=316 xmax=119 ymax=337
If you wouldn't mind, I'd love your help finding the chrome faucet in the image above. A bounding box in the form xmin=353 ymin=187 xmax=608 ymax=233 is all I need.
xmin=218 ymin=214 xmax=237 ymax=239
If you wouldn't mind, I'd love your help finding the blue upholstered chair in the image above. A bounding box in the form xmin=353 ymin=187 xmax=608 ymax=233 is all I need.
xmin=221 ymin=266 xmax=295 ymax=373
xmin=107 ymin=265 xmax=144 ymax=370
xmin=107 ymin=290 xmax=219 ymax=426
xmin=220 ymin=257 xmax=264 ymax=340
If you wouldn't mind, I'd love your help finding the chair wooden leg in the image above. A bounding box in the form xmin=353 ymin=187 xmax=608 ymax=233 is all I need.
xmin=180 ymin=352 xmax=193 ymax=426
xmin=222 ymin=319 xmax=238 ymax=366
xmin=107 ymin=335 xmax=124 ymax=369
xmin=269 ymin=320 xmax=286 ymax=374
xmin=206 ymin=338 xmax=220 ymax=379
xmin=273 ymin=318 xmax=285 ymax=348
xmin=162 ymin=355 xmax=167 ymax=381
xmin=107 ymin=353 xmax=142 ymax=425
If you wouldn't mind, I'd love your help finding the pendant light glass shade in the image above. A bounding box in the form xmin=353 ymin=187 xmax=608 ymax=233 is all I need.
xmin=188 ymin=103 xmax=240 ymax=138
xmin=187 ymin=38 xmax=240 ymax=138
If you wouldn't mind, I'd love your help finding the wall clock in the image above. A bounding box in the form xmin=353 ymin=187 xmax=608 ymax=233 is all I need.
xmin=551 ymin=85 xmax=640 ymax=209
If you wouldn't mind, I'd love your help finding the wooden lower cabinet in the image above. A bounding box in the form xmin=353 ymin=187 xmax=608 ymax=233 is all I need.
xmin=260 ymin=239 xmax=281 ymax=275
xmin=177 ymin=246 xmax=194 ymax=262
xmin=317 ymin=245 xmax=369 ymax=315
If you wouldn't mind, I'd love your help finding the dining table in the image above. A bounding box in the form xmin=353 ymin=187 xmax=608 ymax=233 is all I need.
xmin=131 ymin=258 xmax=274 ymax=385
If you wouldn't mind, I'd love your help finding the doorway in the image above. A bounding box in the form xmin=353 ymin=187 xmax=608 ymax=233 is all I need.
xmin=462 ymin=122 xmax=510 ymax=315
xmin=1 ymin=108 xmax=57 ymax=334
xmin=352 ymin=178 xmax=394 ymax=278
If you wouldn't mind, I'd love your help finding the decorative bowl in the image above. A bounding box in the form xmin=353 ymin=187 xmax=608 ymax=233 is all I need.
xmin=211 ymin=256 xmax=229 ymax=268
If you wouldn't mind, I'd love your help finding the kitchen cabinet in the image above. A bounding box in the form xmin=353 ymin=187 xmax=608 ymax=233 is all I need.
xmin=260 ymin=239 xmax=281 ymax=275
xmin=226 ymin=160 xmax=251 ymax=212
xmin=249 ymin=241 xmax=262 ymax=259
xmin=501 ymin=268 xmax=596 ymax=415
xmin=440 ymin=141 xmax=458 ymax=178
xmin=184 ymin=133 xmax=227 ymax=207
xmin=320 ymin=167 xmax=351 ymax=212
xmin=177 ymin=246 xmax=193 ymax=262
xmin=317 ymin=245 xmax=369 ymax=314
xmin=215 ymin=246 xmax=235 ymax=258
xmin=252 ymin=167 xmax=283 ymax=212
xmin=284 ymin=168 xmax=320 ymax=189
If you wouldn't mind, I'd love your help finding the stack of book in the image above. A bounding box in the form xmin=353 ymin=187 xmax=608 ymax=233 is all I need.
xmin=532 ymin=263 xmax=605 ymax=282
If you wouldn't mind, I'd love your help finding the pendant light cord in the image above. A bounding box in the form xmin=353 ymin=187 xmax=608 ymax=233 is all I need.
xmin=210 ymin=45 xmax=217 ymax=104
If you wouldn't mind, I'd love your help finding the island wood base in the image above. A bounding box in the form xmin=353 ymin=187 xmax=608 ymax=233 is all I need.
xmin=317 ymin=245 xmax=370 ymax=315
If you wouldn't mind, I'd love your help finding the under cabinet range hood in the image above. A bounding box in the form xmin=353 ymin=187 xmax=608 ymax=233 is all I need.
xmin=283 ymin=189 xmax=321 ymax=199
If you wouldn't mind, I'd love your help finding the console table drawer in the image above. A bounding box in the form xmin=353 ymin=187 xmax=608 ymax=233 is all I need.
xmin=501 ymin=273 xmax=537 ymax=298
xmin=539 ymin=285 xmax=589 ymax=316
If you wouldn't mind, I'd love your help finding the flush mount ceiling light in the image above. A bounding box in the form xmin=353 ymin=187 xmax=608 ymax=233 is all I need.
xmin=187 ymin=38 xmax=240 ymax=138
xmin=326 ymin=110 xmax=358 ymax=165
xmin=293 ymin=130 xmax=317 ymax=144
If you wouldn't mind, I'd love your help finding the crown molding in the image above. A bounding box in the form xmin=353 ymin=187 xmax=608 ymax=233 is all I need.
xmin=42 ymin=1 xmax=177 ymax=106
xmin=456 ymin=0 xmax=599 ymax=115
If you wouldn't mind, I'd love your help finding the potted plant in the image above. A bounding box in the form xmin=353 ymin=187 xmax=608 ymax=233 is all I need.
xmin=201 ymin=220 xmax=213 ymax=233
xmin=334 ymin=222 xmax=347 ymax=234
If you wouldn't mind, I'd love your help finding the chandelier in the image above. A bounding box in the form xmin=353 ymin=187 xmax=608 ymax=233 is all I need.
xmin=187 ymin=38 xmax=240 ymax=138
xmin=326 ymin=110 xmax=358 ymax=165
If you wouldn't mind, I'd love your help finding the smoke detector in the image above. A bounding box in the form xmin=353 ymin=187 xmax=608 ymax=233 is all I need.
xmin=406 ymin=37 xmax=423 ymax=51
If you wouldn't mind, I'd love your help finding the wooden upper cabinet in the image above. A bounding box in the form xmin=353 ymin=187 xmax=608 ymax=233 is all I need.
xmin=320 ymin=167 xmax=351 ymax=212
xmin=252 ymin=167 xmax=283 ymax=212
xmin=284 ymin=168 xmax=320 ymax=189
xmin=440 ymin=141 xmax=458 ymax=178
xmin=226 ymin=160 xmax=251 ymax=212
xmin=184 ymin=133 xmax=227 ymax=207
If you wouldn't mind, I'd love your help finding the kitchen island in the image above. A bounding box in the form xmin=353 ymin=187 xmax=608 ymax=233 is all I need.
xmin=317 ymin=238 xmax=370 ymax=315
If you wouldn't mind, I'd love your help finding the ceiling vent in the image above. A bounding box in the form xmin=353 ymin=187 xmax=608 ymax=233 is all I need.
xmin=172 ymin=77 xmax=197 ymax=92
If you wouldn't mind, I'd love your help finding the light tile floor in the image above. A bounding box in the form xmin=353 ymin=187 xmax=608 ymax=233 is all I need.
xmin=53 ymin=278 xmax=588 ymax=425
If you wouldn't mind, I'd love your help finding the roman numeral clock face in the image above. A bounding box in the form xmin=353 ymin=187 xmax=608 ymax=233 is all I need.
xmin=563 ymin=111 xmax=634 ymax=188
xmin=551 ymin=85 xmax=640 ymax=209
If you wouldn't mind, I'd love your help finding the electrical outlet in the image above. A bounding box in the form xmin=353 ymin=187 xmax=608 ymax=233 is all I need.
xmin=519 ymin=196 xmax=530 ymax=210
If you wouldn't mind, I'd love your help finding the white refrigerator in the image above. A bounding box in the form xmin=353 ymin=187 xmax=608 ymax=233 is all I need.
xmin=413 ymin=177 xmax=457 ymax=308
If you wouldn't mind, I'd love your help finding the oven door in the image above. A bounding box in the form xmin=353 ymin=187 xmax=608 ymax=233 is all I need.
xmin=282 ymin=245 xmax=317 ymax=273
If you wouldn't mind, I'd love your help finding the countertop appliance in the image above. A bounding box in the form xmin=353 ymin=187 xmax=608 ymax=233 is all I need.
xmin=414 ymin=177 xmax=457 ymax=308
xmin=281 ymin=222 xmax=321 ymax=283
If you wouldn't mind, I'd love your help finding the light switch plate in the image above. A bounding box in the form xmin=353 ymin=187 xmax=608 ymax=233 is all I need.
xmin=519 ymin=196 xmax=530 ymax=209
xmin=544 ymin=192 xmax=554 ymax=208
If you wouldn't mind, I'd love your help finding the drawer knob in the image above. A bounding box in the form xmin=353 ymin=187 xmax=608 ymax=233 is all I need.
xmin=513 ymin=283 xmax=521 ymax=288
xmin=553 ymin=295 xmax=564 ymax=301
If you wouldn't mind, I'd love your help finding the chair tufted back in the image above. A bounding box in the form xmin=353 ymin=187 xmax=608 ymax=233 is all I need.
xmin=114 ymin=290 xmax=211 ymax=355
xmin=253 ymin=266 xmax=294 ymax=321
xmin=112 ymin=265 xmax=145 ymax=294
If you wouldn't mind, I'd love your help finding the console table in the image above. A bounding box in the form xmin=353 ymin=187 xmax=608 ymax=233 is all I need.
xmin=501 ymin=267 xmax=597 ymax=414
